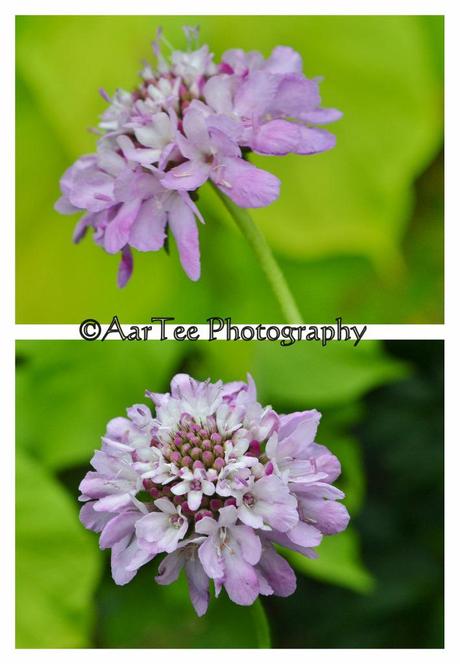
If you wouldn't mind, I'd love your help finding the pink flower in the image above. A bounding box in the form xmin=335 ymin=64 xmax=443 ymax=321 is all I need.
xmin=79 ymin=373 xmax=349 ymax=615
xmin=55 ymin=27 xmax=340 ymax=286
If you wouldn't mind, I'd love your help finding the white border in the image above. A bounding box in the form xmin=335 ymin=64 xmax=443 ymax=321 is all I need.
xmin=2 ymin=0 xmax=458 ymax=661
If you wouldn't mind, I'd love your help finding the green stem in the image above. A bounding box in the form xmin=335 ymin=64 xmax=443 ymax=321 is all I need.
xmin=212 ymin=185 xmax=303 ymax=324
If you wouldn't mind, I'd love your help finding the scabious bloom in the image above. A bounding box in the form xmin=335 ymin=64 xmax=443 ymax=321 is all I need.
xmin=79 ymin=373 xmax=350 ymax=615
xmin=55 ymin=27 xmax=341 ymax=287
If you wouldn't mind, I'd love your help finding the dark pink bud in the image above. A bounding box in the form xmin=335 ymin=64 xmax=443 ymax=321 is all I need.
xmin=170 ymin=451 xmax=181 ymax=464
xmin=181 ymin=501 xmax=193 ymax=516
xmin=173 ymin=495 xmax=184 ymax=506
xmin=202 ymin=451 xmax=214 ymax=466
xmin=182 ymin=455 xmax=192 ymax=467
xmin=213 ymin=457 xmax=225 ymax=472
xmin=195 ymin=509 xmax=213 ymax=522
xmin=181 ymin=443 xmax=191 ymax=455
xmin=143 ymin=479 xmax=154 ymax=491
xmin=213 ymin=444 xmax=224 ymax=457
xmin=201 ymin=439 xmax=212 ymax=450
xmin=192 ymin=459 xmax=205 ymax=470
xmin=224 ymin=497 xmax=237 ymax=507
xmin=210 ymin=433 xmax=222 ymax=443
xmin=210 ymin=498 xmax=224 ymax=511
xmin=191 ymin=447 xmax=202 ymax=460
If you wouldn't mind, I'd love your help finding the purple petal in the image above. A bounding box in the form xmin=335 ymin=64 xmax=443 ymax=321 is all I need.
xmin=104 ymin=199 xmax=142 ymax=254
xmin=234 ymin=71 xmax=278 ymax=118
xmin=250 ymin=119 xmax=303 ymax=156
xmin=223 ymin=552 xmax=260 ymax=606
xmin=128 ymin=199 xmax=167 ymax=252
xmin=204 ymin=75 xmax=235 ymax=114
xmin=99 ymin=511 xmax=140 ymax=549
xmin=257 ymin=544 xmax=297 ymax=597
xmin=252 ymin=120 xmax=335 ymax=156
xmin=185 ymin=557 xmax=210 ymax=617
xmin=72 ymin=214 xmax=93 ymax=243
xmin=212 ymin=157 xmax=280 ymax=208
xmin=54 ymin=195 xmax=80 ymax=215
xmin=114 ymin=168 xmax=161 ymax=203
xmin=198 ymin=534 xmax=224 ymax=579
xmin=111 ymin=536 xmax=154 ymax=585
xmin=168 ymin=194 xmax=200 ymax=281
xmin=155 ymin=550 xmax=184 ymax=585
xmin=209 ymin=127 xmax=241 ymax=158
xmin=294 ymin=126 xmax=336 ymax=154
xmin=117 ymin=246 xmax=133 ymax=288
xmin=298 ymin=496 xmax=350 ymax=535
xmin=264 ymin=46 xmax=303 ymax=74
xmin=270 ymin=74 xmax=321 ymax=118
xmin=79 ymin=502 xmax=112 ymax=533
xmin=300 ymin=108 xmax=343 ymax=124
xmin=288 ymin=521 xmax=323 ymax=548
xmin=183 ymin=106 xmax=212 ymax=152
xmin=279 ymin=410 xmax=321 ymax=441
xmin=231 ymin=525 xmax=262 ymax=565
xmin=161 ymin=159 xmax=210 ymax=191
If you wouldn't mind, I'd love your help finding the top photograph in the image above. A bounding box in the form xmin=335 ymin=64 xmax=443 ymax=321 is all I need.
xmin=15 ymin=15 xmax=444 ymax=324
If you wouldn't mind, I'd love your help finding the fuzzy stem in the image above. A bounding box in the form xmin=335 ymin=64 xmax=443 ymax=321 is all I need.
xmin=212 ymin=185 xmax=303 ymax=324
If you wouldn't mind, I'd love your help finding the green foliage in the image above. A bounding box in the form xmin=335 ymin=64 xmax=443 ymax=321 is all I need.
xmin=284 ymin=528 xmax=375 ymax=594
xmin=97 ymin=567 xmax=270 ymax=648
xmin=16 ymin=16 xmax=443 ymax=323
xmin=16 ymin=450 xmax=101 ymax=648
xmin=16 ymin=340 xmax=183 ymax=469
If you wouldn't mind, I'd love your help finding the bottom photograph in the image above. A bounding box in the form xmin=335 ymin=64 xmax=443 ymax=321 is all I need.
xmin=15 ymin=339 xmax=443 ymax=649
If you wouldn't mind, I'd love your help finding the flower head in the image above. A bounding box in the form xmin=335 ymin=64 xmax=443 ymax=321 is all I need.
xmin=79 ymin=373 xmax=350 ymax=615
xmin=56 ymin=26 xmax=341 ymax=286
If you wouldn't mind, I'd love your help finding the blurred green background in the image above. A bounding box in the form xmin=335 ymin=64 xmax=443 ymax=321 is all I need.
xmin=16 ymin=15 xmax=444 ymax=324
xmin=16 ymin=339 xmax=443 ymax=648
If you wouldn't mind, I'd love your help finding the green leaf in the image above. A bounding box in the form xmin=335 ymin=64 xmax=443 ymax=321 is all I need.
xmin=16 ymin=450 xmax=101 ymax=647
xmin=285 ymin=528 xmax=375 ymax=594
xmin=96 ymin=563 xmax=271 ymax=648
xmin=254 ymin=340 xmax=408 ymax=409
xmin=16 ymin=340 xmax=183 ymax=470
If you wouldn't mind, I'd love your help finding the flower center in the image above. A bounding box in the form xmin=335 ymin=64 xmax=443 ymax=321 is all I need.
xmin=160 ymin=415 xmax=228 ymax=471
